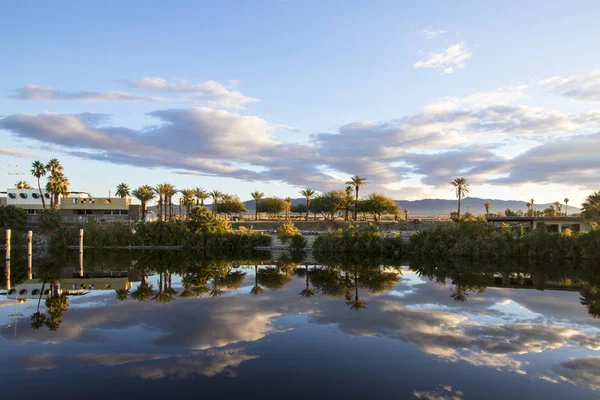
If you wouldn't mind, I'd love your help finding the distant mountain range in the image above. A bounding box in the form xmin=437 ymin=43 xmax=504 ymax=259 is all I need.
xmin=149 ymin=197 xmax=568 ymax=216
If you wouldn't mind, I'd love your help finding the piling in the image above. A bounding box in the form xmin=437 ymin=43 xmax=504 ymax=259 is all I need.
xmin=5 ymin=229 xmax=11 ymax=290
xmin=79 ymin=228 xmax=84 ymax=277
xmin=27 ymin=230 xmax=33 ymax=280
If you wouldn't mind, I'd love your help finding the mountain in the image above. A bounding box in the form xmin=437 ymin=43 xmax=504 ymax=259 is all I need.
xmin=148 ymin=197 xmax=563 ymax=216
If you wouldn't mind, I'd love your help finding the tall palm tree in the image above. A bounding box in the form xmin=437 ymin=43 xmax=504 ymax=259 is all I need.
xmin=180 ymin=189 xmax=196 ymax=217
xmin=116 ymin=183 xmax=130 ymax=198
xmin=484 ymin=201 xmax=491 ymax=215
xmin=250 ymin=191 xmax=264 ymax=221
xmin=16 ymin=181 xmax=32 ymax=189
xmin=194 ymin=187 xmax=209 ymax=207
xmin=581 ymin=190 xmax=600 ymax=223
xmin=450 ymin=177 xmax=470 ymax=218
xmin=285 ymin=197 xmax=293 ymax=221
xmin=31 ymin=160 xmax=47 ymax=209
xmin=154 ymin=183 xmax=167 ymax=220
xmin=163 ymin=184 xmax=177 ymax=220
xmin=404 ymin=208 xmax=409 ymax=221
xmin=564 ymin=198 xmax=570 ymax=216
xmin=300 ymin=188 xmax=315 ymax=221
xmin=530 ymin=198 xmax=535 ymax=215
xmin=46 ymin=158 xmax=63 ymax=175
xmin=210 ymin=190 xmax=222 ymax=216
xmin=554 ymin=201 xmax=562 ymax=215
xmin=132 ymin=185 xmax=155 ymax=220
xmin=45 ymin=158 xmax=64 ymax=209
xmin=46 ymin=171 xmax=69 ymax=209
xmin=346 ymin=175 xmax=368 ymax=221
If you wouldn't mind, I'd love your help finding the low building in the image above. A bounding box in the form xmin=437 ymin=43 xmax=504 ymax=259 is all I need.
xmin=486 ymin=216 xmax=591 ymax=233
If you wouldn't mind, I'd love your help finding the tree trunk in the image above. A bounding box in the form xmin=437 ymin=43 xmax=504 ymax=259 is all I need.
xmin=255 ymin=200 xmax=258 ymax=221
xmin=37 ymin=177 xmax=46 ymax=209
xmin=457 ymin=193 xmax=461 ymax=218
xmin=305 ymin=199 xmax=309 ymax=221
xmin=354 ymin=188 xmax=359 ymax=220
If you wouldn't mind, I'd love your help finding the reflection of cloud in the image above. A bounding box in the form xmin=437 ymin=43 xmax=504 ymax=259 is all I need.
xmin=129 ymin=348 xmax=258 ymax=379
xmin=414 ymin=385 xmax=464 ymax=399
xmin=15 ymin=349 xmax=257 ymax=379
xmin=553 ymin=357 xmax=600 ymax=391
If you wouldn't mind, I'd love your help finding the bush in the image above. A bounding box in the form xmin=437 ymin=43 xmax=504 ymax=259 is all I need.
xmin=313 ymin=224 xmax=403 ymax=258
xmin=276 ymin=222 xmax=301 ymax=244
xmin=38 ymin=209 xmax=63 ymax=234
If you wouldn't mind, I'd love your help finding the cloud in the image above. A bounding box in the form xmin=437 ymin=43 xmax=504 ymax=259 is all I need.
xmin=127 ymin=77 xmax=259 ymax=108
xmin=540 ymin=70 xmax=600 ymax=102
xmin=0 ymin=147 xmax=34 ymax=158
xmin=553 ymin=357 xmax=600 ymax=391
xmin=421 ymin=29 xmax=447 ymax=39
xmin=414 ymin=42 xmax=473 ymax=74
xmin=11 ymin=85 xmax=166 ymax=102
xmin=413 ymin=386 xmax=464 ymax=400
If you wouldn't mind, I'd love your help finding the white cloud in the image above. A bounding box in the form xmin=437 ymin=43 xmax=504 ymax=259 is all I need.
xmin=414 ymin=42 xmax=473 ymax=74
xmin=540 ymin=70 xmax=600 ymax=102
xmin=11 ymin=85 xmax=166 ymax=102
xmin=421 ymin=29 xmax=447 ymax=39
xmin=0 ymin=147 xmax=34 ymax=158
xmin=128 ymin=77 xmax=259 ymax=108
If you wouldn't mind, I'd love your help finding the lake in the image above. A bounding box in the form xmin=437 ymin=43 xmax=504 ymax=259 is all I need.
xmin=1 ymin=251 xmax=599 ymax=399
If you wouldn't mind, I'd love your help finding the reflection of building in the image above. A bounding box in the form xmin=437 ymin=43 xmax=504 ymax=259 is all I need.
xmin=1 ymin=188 xmax=142 ymax=222
xmin=7 ymin=277 xmax=131 ymax=299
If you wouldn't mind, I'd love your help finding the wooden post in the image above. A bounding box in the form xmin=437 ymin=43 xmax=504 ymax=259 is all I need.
xmin=79 ymin=228 xmax=84 ymax=277
xmin=5 ymin=229 xmax=11 ymax=290
xmin=27 ymin=230 xmax=33 ymax=280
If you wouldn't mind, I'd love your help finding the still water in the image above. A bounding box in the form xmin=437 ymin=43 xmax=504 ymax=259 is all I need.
xmin=1 ymin=251 xmax=600 ymax=399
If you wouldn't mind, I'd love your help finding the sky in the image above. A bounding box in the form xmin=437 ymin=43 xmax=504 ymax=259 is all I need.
xmin=1 ymin=0 xmax=599 ymax=207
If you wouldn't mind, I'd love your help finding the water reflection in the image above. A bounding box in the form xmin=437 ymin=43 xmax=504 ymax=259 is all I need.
xmin=2 ymin=251 xmax=600 ymax=398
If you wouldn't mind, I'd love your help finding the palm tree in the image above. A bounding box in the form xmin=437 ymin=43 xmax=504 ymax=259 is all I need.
xmin=404 ymin=208 xmax=409 ymax=221
xmin=16 ymin=181 xmax=32 ymax=189
xmin=564 ymin=198 xmax=570 ymax=216
xmin=116 ymin=183 xmax=130 ymax=198
xmin=346 ymin=175 xmax=368 ymax=220
xmin=31 ymin=160 xmax=47 ymax=209
xmin=154 ymin=183 xmax=167 ymax=220
xmin=251 ymin=191 xmax=264 ymax=221
xmin=210 ymin=190 xmax=222 ymax=216
xmin=530 ymin=198 xmax=535 ymax=215
xmin=46 ymin=171 xmax=69 ymax=209
xmin=554 ymin=201 xmax=562 ymax=215
xmin=194 ymin=187 xmax=209 ymax=208
xmin=132 ymin=185 xmax=155 ymax=220
xmin=180 ymin=189 xmax=196 ymax=217
xmin=46 ymin=158 xmax=63 ymax=175
xmin=299 ymin=188 xmax=315 ymax=221
xmin=526 ymin=202 xmax=532 ymax=216
xmin=581 ymin=190 xmax=600 ymax=223
xmin=285 ymin=197 xmax=293 ymax=221
xmin=45 ymin=159 xmax=64 ymax=209
xmin=163 ymin=184 xmax=177 ymax=220
xmin=484 ymin=201 xmax=491 ymax=215
xmin=450 ymin=177 xmax=470 ymax=218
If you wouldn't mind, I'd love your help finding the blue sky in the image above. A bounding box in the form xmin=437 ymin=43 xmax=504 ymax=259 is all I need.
xmin=1 ymin=0 xmax=599 ymax=207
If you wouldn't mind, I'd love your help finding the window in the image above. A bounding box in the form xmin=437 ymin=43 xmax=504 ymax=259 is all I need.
xmin=104 ymin=210 xmax=112 ymax=215
xmin=44 ymin=193 xmax=51 ymax=199
xmin=20 ymin=193 xmax=28 ymax=199
xmin=120 ymin=210 xmax=129 ymax=215
xmin=8 ymin=193 xmax=16 ymax=199
xmin=32 ymin=193 xmax=40 ymax=199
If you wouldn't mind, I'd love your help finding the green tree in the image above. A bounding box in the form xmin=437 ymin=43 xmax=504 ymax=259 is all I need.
xmin=299 ymin=188 xmax=316 ymax=221
xmin=0 ymin=206 xmax=28 ymax=231
xmin=284 ymin=197 xmax=293 ymax=221
xmin=46 ymin=170 xmax=69 ymax=210
xmin=310 ymin=191 xmax=346 ymax=220
xmin=404 ymin=208 xmax=409 ymax=221
xmin=154 ymin=183 xmax=167 ymax=220
xmin=554 ymin=201 xmax=562 ymax=215
xmin=257 ymin=197 xmax=287 ymax=218
xmin=163 ymin=184 xmax=177 ymax=220
xmin=581 ymin=190 xmax=600 ymax=223
xmin=450 ymin=177 xmax=470 ymax=218
xmin=484 ymin=201 xmax=491 ymax=215
xmin=216 ymin=194 xmax=246 ymax=218
xmin=116 ymin=183 xmax=130 ymax=198
xmin=251 ymin=191 xmax=264 ymax=221
xmin=359 ymin=192 xmax=399 ymax=221
xmin=180 ymin=189 xmax=196 ymax=217
xmin=31 ymin=160 xmax=47 ymax=209
xmin=132 ymin=185 xmax=155 ymax=220
xmin=346 ymin=175 xmax=368 ymax=221
xmin=39 ymin=209 xmax=62 ymax=233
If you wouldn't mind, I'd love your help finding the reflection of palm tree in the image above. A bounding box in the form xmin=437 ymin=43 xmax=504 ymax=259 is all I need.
xmin=299 ymin=264 xmax=315 ymax=298
xmin=131 ymin=275 xmax=156 ymax=302
xmin=257 ymin=266 xmax=291 ymax=290
xmin=250 ymin=265 xmax=264 ymax=295
xmin=580 ymin=285 xmax=600 ymax=319
xmin=450 ymin=285 xmax=469 ymax=302
xmin=115 ymin=289 xmax=130 ymax=302
xmin=345 ymin=266 xmax=367 ymax=310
